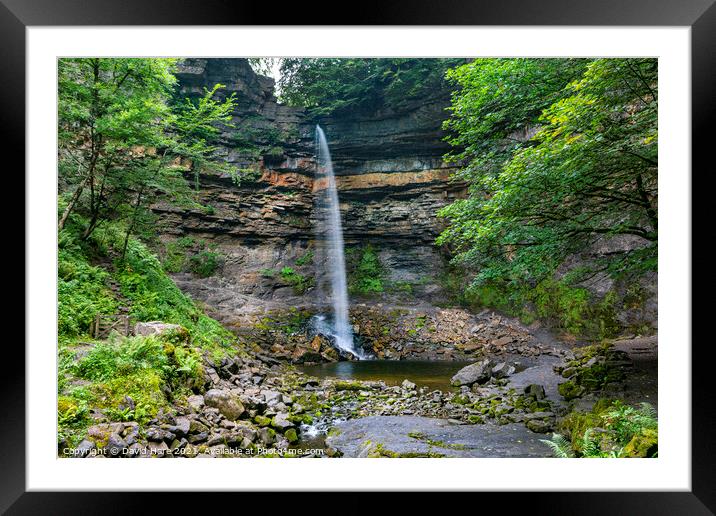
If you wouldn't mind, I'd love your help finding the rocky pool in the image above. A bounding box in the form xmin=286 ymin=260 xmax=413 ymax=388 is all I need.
xmin=295 ymin=360 xmax=479 ymax=392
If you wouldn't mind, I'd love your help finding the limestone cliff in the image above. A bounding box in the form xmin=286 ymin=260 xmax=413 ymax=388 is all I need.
xmin=152 ymin=58 xmax=463 ymax=325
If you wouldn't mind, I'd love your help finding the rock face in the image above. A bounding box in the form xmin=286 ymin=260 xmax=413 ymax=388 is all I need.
xmin=152 ymin=58 xmax=464 ymax=326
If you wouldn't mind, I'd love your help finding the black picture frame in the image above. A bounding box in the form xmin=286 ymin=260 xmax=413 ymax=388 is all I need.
xmin=5 ymin=0 xmax=713 ymax=512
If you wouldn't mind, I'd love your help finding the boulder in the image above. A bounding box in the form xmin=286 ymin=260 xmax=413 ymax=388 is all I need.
xmin=204 ymin=389 xmax=246 ymax=420
xmin=133 ymin=321 xmax=183 ymax=337
xmin=187 ymin=394 xmax=205 ymax=412
xmin=491 ymin=362 xmax=515 ymax=379
xmin=106 ymin=433 xmax=128 ymax=457
xmin=451 ymin=359 xmax=491 ymax=386
xmin=524 ymin=384 xmax=546 ymax=400
xmin=526 ymin=419 xmax=552 ymax=433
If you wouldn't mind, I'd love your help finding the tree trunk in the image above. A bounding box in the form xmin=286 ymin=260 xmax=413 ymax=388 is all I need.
xmin=58 ymin=175 xmax=89 ymax=231
xmin=121 ymin=186 xmax=146 ymax=260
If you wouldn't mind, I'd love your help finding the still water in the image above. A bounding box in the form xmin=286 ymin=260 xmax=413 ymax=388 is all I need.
xmin=295 ymin=360 xmax=476 ymax=392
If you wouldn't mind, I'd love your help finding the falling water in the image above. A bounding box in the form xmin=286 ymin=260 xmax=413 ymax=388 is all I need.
xmin=314 ymin=126 xmax=366 ymax=359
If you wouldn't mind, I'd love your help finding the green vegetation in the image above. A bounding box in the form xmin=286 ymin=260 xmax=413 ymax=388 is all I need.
xmin=269 ymin=58 xmax=464 ymax=116
xmin=189 ymin=249 xmax=222 ymax=277
xmin=440 ymin=267 xmax=621 ymax=339
xmin=58 ymin=59 xmax=242 ymax=256
xmin=279 ymin=266 xmax=313 ymax=294
xmin=58 ymin=331 xmax=204 ymax=446
xmin=348 ymin=245 xmax=384 ymax=295
xmin=295 ymin=249 xmax=314 ymax=266
xmin=542 ymin=401 xmax=657 ymax=458
xmin=438 ymin=58 xmax=657 ymax=334
xmin=59 ymin=212 xmax=237 ymax=356
xmin=161 ymin=237 xmax=223 ymax=277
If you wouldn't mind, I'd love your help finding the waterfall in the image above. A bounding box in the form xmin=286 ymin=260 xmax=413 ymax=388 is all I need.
xmin=314 ymin=125 xmax=366 ymax=359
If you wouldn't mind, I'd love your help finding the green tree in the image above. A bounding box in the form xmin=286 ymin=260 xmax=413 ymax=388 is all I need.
xmin=275 ymin=58 xmax=464 ymax=116
xmin=58 ymin=58 xmax=237 ymax=255
xmin=438 ymin=58 xmax=657 ymax=289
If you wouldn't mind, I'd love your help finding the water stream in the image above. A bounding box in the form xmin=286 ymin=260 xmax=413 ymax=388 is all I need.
xmin=314 ymin=126 xmax=367 ymax=359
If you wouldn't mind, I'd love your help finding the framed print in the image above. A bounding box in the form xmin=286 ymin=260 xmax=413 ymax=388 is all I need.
xmin=5 ymin=0 xmax=714 ymax=511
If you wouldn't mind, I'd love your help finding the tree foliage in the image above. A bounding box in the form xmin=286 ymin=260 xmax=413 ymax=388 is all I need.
xmin=58 ymin=58 xmax=237 ymax=254
xmin=274 ymin=58 xmax=464 ymax=116
xmin=438 ymin=58 xmax=658 ymax=288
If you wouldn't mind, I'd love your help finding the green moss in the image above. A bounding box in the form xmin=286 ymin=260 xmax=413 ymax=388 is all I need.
xmin=553 ymin=400 xmax=657 ymax=458
xmin=295 ymin=250 xmax=314 ymax=266
xmin=254 ymin=415 xmax=271 ymax=427
xmin=284 ymin=428 xmax=299 ymax=443
xmin=623 ymin=428 xmax=658 ymax=458
xmin=558 ymin=380 xmax=585 ymax=400
xmin=333 ymin=381 xmax=364 ymax=391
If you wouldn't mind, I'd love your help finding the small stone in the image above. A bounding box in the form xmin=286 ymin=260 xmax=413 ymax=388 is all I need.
xmin=167 ymin=416 xmax=191 ymax=437
xmin=401 ymin=379 xmax=417 ymax=390
xmin=258 ymin=427 xmax=275 ymax=446
xmin=75 ymin=439 xmax=96 ymax=458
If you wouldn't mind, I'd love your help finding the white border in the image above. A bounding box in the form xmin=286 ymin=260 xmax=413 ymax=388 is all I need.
xmin=27 ymin=27 xmax=691 ymax=491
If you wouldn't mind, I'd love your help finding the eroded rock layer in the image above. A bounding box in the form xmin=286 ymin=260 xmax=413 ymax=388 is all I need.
xmin=154 ymin=58 xmax=463 ymax=325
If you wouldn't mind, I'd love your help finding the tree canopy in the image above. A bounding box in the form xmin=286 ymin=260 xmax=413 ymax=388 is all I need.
xmin=437 ymin=58 xmax=658 ymax=288
xmin=272 ymin=58 xmax=464 ymax=116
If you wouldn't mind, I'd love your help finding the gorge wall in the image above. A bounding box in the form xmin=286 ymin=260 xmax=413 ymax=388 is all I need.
xmin=153 ymin=58 xmax=464 ymax=327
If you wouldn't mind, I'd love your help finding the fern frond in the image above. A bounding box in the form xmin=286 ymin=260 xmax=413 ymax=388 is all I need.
xmin=540 ymin=433 xmax=574 ymax=458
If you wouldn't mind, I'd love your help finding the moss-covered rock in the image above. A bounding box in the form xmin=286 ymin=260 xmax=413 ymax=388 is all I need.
xmin=623 ymin=428 xmax=658 ymax=458
xmin=558 ymin=380 xmax=585 ymax=400
xmin=284 ymin=428 xmax=298 ymax=444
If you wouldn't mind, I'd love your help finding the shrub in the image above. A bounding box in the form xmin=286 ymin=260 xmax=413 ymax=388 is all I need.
xmin=162 ymin=237 xmax=195 ymax=273
xmin=280 ymin=266 xmax=313 ymax=294
xmin=349 ymin=245 xmax=384 ymax=295
xmin=189 ymin=249 xmax=222 ymax=277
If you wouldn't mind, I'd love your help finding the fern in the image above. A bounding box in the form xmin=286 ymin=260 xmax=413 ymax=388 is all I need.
xmin=540 ymin=433 xmax=574 ymax=458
